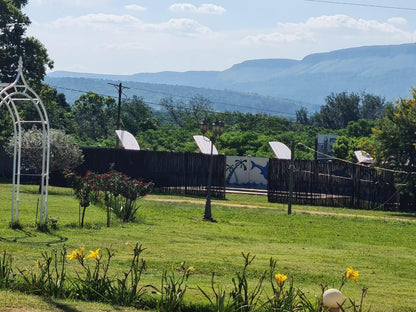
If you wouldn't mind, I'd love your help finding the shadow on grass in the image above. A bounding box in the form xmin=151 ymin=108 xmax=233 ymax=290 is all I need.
xmin=0 ymin=229 xmax=68 ymax=246
xmin=42 ymin=298 xmax=80 ymax=312
xmin=387 ymin=212 xmax=416 ymax=219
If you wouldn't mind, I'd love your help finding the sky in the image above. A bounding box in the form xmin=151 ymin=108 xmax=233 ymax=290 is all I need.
xmin=23 ymin=0 xmax=416 ymax=75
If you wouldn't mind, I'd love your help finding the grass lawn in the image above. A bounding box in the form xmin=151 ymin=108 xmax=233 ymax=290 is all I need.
xmin=0 ymin=183 xmax=416 ymax=311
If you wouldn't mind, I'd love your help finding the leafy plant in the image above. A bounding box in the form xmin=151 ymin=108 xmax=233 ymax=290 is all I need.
xmin=229 ymin=252 xmax=265 ymax=311
xmin=154 ymin=263 xmax=194 ymax=312
xmin=66 ymin=247 xmax=113 ymax=302
xmin=16 ymin=248 xmax=67 ymax=298
xmin=0 ymin=250 xmax=13 ymax=289
xmin=63 ymin=170 xmax=98 ymax=227
xmin=108 ymin=242 xmax=147 ymax=306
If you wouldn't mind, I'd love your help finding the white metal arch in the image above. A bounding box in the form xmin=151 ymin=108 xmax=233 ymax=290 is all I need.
xmin=0 ymin=57 xmax=50 ymax=228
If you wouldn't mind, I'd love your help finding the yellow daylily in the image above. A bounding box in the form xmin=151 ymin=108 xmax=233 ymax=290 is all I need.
xmin=79 ymin=246 xmax=85 ymax=259
xmin=87 ymin=248 xmax=100 ymax=260
xmin=274 ymin=273 xmax=288 ymax=286
xmin=346 ymin=266 xmax=359 ymax=283
xmin=66 ymin=249 xmax=79 ymax=260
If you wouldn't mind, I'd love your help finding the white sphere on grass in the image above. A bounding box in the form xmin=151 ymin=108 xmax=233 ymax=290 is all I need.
xmin=323 ymin=288 xmax=344 ymax=308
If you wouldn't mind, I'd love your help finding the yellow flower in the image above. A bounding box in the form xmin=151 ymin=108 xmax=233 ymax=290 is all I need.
xmin=87 ymin=248 xmax=100 ymax=260
xmin=346 ymin=266 xmax=359 ymax=283
xmin=274 ymin=273 xmax=288 ymax=286
xmin=35 ymin=260 xmax=41 ymax=269
xmin=66 ymin=249 xmax=79 ymax=260
xmin=79 ymin=246 xmax=85 ymax=259
xmin=186 ymin=266 xmax=195 ymax=275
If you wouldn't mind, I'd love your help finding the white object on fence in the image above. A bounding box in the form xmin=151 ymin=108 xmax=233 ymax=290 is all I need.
xmin=354 ymin=150 xmax=374 ymax=165
xmin=268 ymin=141 xmax=291 ymax=159
xmin=193 ymin=135 xmax=218 ymax=155
xmin=115 ymin=130 xmax=140 ymax=150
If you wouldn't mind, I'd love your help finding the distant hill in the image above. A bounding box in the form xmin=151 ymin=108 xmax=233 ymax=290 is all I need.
xmin=45 ymin=77 xmax=304 ymax=118
xmin=47 ymin=43 xmax=416 ymax=116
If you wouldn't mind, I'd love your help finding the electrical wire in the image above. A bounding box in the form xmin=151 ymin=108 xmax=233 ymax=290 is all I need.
xmin=296 ymin=141 xmax=414 ymax=175
xmin=305 ymin=0 xmax=416 ymax=11
xmin=50 ymin=84 xmax=297 ymax=117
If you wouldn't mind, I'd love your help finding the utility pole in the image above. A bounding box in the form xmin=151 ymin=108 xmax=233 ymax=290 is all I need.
xmin=108 ymin=82 xmax=130 ymax=148
xmin=288 ymin=140 xmax=296 ymax=215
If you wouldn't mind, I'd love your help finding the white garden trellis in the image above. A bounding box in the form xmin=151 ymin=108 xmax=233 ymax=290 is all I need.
xmin=0 ymin=58 xmax=50 ymax=228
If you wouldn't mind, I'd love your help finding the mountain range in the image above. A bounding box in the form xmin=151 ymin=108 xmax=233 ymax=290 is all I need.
xmin=46 ymin=42 xmax=416 ymax=117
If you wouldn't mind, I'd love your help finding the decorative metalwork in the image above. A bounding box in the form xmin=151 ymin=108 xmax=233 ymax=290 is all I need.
xmin=0 ymin=57 xmax=50 ymax=228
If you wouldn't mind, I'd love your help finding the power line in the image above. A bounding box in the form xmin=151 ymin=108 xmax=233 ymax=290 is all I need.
xmin=51 ymin=84 xmax=297 ymax=117
xmin=305 ymin=0 xmax=416 ymax=11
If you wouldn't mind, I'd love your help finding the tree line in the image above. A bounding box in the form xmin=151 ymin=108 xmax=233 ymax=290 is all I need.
xmin=1 ymin=0 xmax=416 ymax=207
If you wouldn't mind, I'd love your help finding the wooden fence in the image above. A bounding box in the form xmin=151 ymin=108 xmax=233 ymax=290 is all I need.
xmin=268 ymin=159 xmax=399 ymax=210
xmin=71 ymin=148 xmax=227 ymax=198
xmin=0 ymin=147 xmax=227 ymax=198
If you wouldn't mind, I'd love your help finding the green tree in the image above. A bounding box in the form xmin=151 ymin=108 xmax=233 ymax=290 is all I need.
xmin=6 ymin=128 xmax=83 ymax=172
xmin=360 ymin=93 xmax=386 ymax=120
xmin=161 ymin=95 xmax=213 ymax=130
xmin=72 ymin=92 xmax=117 ymax=143
xmin=0 ymin=0 xmax=53 ymax=88
xmin=120 ymin=96 xmax=156 ymax=135
xmin=296 ymin=107 xmax=309 ymax=125
xmin=371 ymin=89 xmax=416 ymax=209
xmin=38 ymin=84 xmax=76 ymax=132
xmin=312 ymin=92 xmax=360 ymax=129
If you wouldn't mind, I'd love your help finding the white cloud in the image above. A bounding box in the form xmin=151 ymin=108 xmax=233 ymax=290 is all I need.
xmin=387 ymin=17 xmax=407 ymax=26
xmin=145 ymin=18 xmax=213 ymax=36
xmin=47 ymin=13 xmax=213 ymax=38
xmin=50 ymin=14 xmax=143 ymax=30
xmin=169 ymin=3 xmax=226 ymax=15
xmin=241 ymin=15 xmax=416 ymax=45
xmin=125 ymin=4 xmax=146 ymax=12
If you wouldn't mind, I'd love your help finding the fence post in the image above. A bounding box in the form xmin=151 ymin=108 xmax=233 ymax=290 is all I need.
xmin=288 ymin=140 xmax=295 ymax=215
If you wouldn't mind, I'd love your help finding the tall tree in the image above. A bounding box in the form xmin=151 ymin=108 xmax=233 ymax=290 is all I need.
xmin=120 ymin=96 xmax=155 ymax=135
xmin=371 ymin=89 xmax=416 ymax=209
xmin=72 ymin=92 xmax=117 ymax=142
xmin=161 ymin=95 xmax=213 ymax=130
xmin=312 ymin=92 xmax=360 ymax=129
xmin=360 ymin=93 xmax=385 ymax=120
xmin=0 ymin=0 xmax=53 ymax=88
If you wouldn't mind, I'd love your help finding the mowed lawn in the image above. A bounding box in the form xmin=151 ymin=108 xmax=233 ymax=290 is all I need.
xmin=0 ymin=183 xmax=416 ymax=311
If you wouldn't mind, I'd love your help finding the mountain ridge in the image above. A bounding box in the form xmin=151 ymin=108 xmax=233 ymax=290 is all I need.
xmin=47 ymin=42 xmax=416 ymax=115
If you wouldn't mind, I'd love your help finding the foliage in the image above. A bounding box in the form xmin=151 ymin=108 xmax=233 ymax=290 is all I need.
xmin=109 ymin=243 xmax=147 ymax=306
xmin=332 ymin=136 xmax=360 ymax=161
xmin=97 ymin=170 xmax=154 ymax=223
xmin=64 ymin=169 xmax=153 ymax=225
xmin=120 ymin=96 xmax=156 ymax=135
xmin=155 ymin=264 xmax=194 ymax=312
xmin=38 ymin=84 xmax=75 ymax=132
xmin=311 ymin=92 xmax=386 ymax=130
xmin=72 ymin=92 xmax=117 ymax=142
xmin=370 ymin=89 xmax=416 ymax=208
xmin=16 ymin=248 xmax=67 ymax=298
xmin=63 ymin=170 xmax=97 ymax=227
xmin=0 ymin=250 xmax=12 ymax=289
xmin=67 ymin=247 xmax=113 ymax=302
xmin=0 ymin=244 xmax=370 ymax=312
xmin=5 ymin=127 xmax=84 ymax=172
xmin=0 ymin=0 xmax=53 ymax=88
xmin=161 ymin=94 xmax=213 ymax=130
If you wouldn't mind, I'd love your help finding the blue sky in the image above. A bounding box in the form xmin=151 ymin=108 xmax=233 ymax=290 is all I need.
xmin=24 ymin=0 xmax=416 ymax=74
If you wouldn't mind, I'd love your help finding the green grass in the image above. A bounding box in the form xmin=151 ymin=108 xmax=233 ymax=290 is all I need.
xmin=1 ymin=183 xmax=416 ymax=311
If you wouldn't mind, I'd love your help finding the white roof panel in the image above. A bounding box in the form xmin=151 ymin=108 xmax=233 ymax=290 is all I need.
xmin=193 ymin=135 xmax=218 ymax=155
xmin=115 ymin=130 xmax=140 ymax=150
xmin=269 ymin=141 xmax=291 ymax=159
xmin=354 ymin=150 xmax=374 ymax=164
